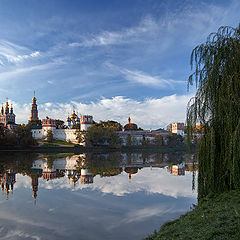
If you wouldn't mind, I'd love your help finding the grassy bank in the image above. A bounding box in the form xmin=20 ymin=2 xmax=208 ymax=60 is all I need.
xmin=145 ymin=190 xmax=240 ymax=240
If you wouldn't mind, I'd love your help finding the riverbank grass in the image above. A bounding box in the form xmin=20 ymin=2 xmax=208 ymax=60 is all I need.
xmin=145 ymin=190 xmax=240 ymax=240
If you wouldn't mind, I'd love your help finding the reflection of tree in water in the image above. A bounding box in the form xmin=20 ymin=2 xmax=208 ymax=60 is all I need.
xmin=83 ymin=152 xmax=122 ymax=177
xmin=0 ymin=153 xmax=37 ymax=200
xmin=46 ymin=156 xmax=54 ymax=169
xmin=0 ymin=153 xmax=37 ymax=176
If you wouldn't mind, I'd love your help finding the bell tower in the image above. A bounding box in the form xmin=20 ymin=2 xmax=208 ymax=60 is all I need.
xmin=30 ymin=91 xmax=39 ymax=121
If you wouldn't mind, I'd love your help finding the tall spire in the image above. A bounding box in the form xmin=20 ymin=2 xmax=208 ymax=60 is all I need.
xmin=1 ymin=103 xmax=3 ymax=115
xmin=10 ymin=104 xmax=13 ymax=114
xmin=30 ymin=92 xmax=39 ymax=121
xmin=5 ymin=98 xmax=9 ymax=114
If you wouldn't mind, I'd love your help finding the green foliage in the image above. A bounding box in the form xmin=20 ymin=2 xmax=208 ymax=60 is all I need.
xmin=47 ymin=156 xmax=54 ymax=169
xmin=153 ymin=135 xmax=163 ymax=146
xmin=126 ymin=134 xmax=132 ymax=146
xmin=83 ymin=152 xmax=122 ymax=177
xmin=167 ymin=133 xmax=184 ymax=147
xmin=28 ymin=119 xmax=42 ymax=126
xmin=14 ymin=124 xmax=37 ymax=146
xmin=85 ymin=123 xmax=122 ymax=147
xmin=55 ymin=119 xmax=66 ymax=129
xmin=145 ymin=190 xmax=240 ymax=240
xmin=187 ymin=25 xmax=240 ymax=198
xmin=97 ymin=120 xmax=122 ymax=131
xmin=0 ymin=124 xmax=36 ymax=146
xmin=46 ymin=130 xmax=53 ymax=143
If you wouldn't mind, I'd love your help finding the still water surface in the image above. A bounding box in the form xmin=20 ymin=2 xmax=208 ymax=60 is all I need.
xmin=0 ymin=152 xmax=197 ymax=240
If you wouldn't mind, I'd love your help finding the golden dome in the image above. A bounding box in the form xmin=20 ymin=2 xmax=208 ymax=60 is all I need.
xmin=5 ymin=101 xmax=9 ymax=110
xmin=70 ymin=112 xmax=78 ymax=120
xmin=32 ymin=97 xmax=37 ymax=102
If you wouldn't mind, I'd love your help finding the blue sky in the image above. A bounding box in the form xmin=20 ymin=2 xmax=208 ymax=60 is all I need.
xmin=0 ymin=0 xmax=239 ymax=128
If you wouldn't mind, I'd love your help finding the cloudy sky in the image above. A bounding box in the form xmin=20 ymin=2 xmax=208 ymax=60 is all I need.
xmin=0 ymin=0 xmax=239 ymax=129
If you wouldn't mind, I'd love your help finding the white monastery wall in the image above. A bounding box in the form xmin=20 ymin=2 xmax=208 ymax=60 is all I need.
xmin=32 ymin=128 xmax=80 ymax=144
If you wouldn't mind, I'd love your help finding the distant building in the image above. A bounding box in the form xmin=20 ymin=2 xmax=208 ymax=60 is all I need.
xmin=171 ymin=122 xmax=184 ymax=136
xmin=66 ymin=112 xmax=93 ymax=131
xmin=0 ymin=99 xmax=17 ymax=130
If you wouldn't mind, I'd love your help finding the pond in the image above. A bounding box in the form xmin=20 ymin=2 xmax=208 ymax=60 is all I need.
xmin=0 ymin=152 xmax=197 ymax=240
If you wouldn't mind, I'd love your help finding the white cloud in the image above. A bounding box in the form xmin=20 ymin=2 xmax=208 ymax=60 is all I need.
xmin=69 ymin=16 xmax=157 ymax=47
xmin=0 ymin=40 xmax=40 ymax=65
xmin=11 ymin=94 xmax=192 ymax=129
xmin=105 ymin=62 xmax=184 ymax=88
xmin=0 ymin=60 xmax=65 ymax=82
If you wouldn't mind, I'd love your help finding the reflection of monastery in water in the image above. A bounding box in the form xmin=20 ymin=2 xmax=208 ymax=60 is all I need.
xmin=0 ymin=153 xmax=196 ymax=201
xmin=30 ymin=154 xmax=95 ymax=199
xmin=0 ymin=170 xmax=16 ymax=200
xmin=168 ymin=163 xmax=185 ymax=176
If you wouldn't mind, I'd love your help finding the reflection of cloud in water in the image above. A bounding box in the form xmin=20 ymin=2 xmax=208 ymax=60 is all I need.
xmin=15 ymin=168 xmax=197 ymax=199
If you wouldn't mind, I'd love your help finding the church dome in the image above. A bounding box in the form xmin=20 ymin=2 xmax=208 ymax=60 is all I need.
xmin=70 ymin=111 xmax=77 ymax=120
xmin=125 ymin=167 xmax=138 ymax=175
xmin=124 ymin=123 xmax=138 ymax=131
xmin=124 ymin=117 xmax=138 ymax=131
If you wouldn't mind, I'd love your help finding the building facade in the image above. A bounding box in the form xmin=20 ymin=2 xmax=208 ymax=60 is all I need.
xmin=0 ymin=99 xmax=16 ymax=129
xmin=171 ymin=122 xmax=185 ymax=136
xmin=32 ymin=115 xmax=93 ymax=144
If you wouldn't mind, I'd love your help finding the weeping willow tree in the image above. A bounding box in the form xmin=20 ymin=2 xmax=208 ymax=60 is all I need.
xmin=187 ymin=25 xmax=240 ymax=199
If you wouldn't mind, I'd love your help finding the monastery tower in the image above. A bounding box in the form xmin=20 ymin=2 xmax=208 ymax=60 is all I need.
xmin=30 ymin=91 xmax=39 ymax=121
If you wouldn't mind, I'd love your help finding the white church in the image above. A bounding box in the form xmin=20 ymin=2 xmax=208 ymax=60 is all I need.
xmin=30 ymin=96 xmax=93 ymax=144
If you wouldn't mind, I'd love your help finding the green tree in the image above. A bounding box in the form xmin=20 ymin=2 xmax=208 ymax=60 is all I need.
xmin=14 ymin=124 xmax=36 ymax=146
xmin=153 ymin=135 xmax=163 ymax=146
xmin=126 ymin=134 xmax=132 ymax=146
xmin=187 ymin=25 xmax=240 ymax=198
xmin=85 ymin=124 xmax=121 ymax=147
xmin=98 ymin=120 xmax=122 ymax=131
xmin=55 ymin=119 xmax=66 ymax=129
xmin=28 ymin=119 xmax=42 ymax=127
xmin=46 ymin=130 xmax=53 ymax=143
xmin=167 ymin=133 xmax=184 ymax=147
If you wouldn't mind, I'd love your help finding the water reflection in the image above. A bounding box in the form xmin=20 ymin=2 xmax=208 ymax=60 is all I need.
xmin=0 ymin=152 xmax=198 ymax=199
xmin=0 ymin=152 xmax=197 ymax=240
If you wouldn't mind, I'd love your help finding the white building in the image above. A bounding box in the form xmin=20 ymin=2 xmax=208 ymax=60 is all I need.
xmin=117 ymin=130 xmax=168 ymax=146
xmin=32 ymin=115 xmax=93 ymax=144
xmin=171 ymin=122 xmax=185 ymax=136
